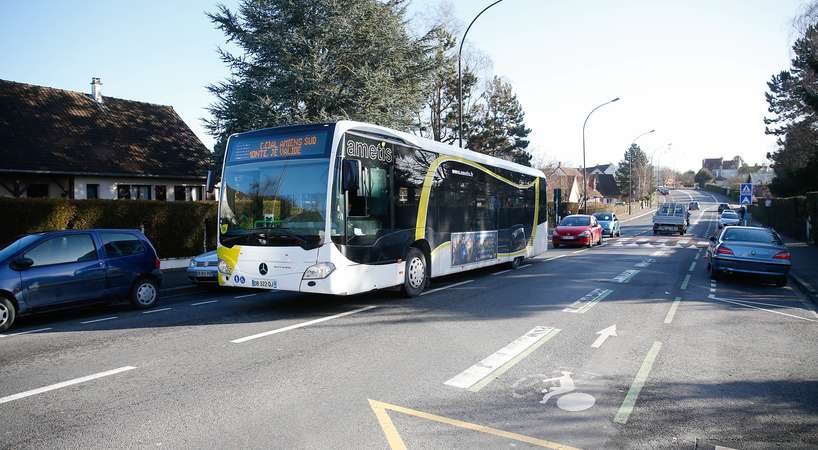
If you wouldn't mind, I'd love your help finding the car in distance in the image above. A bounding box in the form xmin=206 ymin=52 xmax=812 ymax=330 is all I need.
xmin=718 ymin=203 xmax=730 ymax=214
xmin=688 ymin=201 xmax=700 ymax=211
xmin=718 ymin=210 xmax=741 ymax=229
xmin=0 ymin=229 xmax=162 ymax=331
xmin=593 ymin=211 xmax=620 ymax=237
xmin=552 ymin=215 xmax=604 ymax=248
xmin=187 ymin=250 xmax=218 ymax=285
xmin=706 ymin=226 xmax=790 ymax=286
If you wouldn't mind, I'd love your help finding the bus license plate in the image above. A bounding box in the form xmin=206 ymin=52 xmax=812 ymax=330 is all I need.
xmin=252 ymin=279 xmax=277 ymax=288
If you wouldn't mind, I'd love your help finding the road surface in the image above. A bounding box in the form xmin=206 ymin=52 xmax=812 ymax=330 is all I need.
xmin=1 ymin=190 xmax=817 ymax=449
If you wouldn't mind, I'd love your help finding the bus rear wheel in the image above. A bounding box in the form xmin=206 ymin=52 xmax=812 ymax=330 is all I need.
xmin=402 ymin=247 xmax=427 ymax=297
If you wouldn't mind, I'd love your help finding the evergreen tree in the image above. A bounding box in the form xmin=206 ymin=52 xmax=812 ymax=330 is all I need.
xmin=205 ymin=0 xmax=441 ymax=172
xmin=466 ymin=77 xmax=532 ymax=166
xmin=694 ymin=168 xmax=714 ymax=187
xmin=413 ymin=26 xmax=479 ymax=144
xmin=764 ymin=23 xmax=818 ymax=195
xmin=615 ymin=144 xmax=651 ymax=200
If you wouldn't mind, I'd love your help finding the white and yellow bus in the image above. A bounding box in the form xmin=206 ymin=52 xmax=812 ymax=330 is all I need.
xmin=216 ymin=121 xmax=547 ymax=296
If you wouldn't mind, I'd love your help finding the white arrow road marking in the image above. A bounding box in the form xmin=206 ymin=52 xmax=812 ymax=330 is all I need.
xmin=444 ymin=326 xmax=561 ymax=392
xmin=591 ymin=325 xmax=617 ymax=348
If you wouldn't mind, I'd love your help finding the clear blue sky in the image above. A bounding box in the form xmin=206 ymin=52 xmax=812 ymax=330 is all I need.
xmin=0 ymin=0 xmax=808 ymax=171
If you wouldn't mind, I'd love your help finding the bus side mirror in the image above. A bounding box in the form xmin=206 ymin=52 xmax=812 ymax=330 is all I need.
xmin=342 ymin=159 xmax=360 ymax=192
xmin=206 ymin=170 xmax=215 ymax=194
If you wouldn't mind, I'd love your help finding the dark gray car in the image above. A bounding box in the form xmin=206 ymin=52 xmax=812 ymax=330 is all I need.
xmin=706 ymin=226 xmax=791 ymax=286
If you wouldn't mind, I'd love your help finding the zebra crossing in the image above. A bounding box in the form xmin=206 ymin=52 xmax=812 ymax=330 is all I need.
xmin=611 ymin=236 xmax=709 ymax=249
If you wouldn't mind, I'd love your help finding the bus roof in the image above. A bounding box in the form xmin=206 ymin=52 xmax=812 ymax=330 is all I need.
xmin=229 ymin=121 xmax=545 ymax=179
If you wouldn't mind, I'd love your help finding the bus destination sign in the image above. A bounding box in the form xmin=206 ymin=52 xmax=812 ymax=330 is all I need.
xmin=229 ymin=130 xmax=329 ymax=163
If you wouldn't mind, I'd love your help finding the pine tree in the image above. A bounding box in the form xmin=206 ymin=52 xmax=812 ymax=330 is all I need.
xmin=764 ymin=23 xmax=818 ymax=195
xmin=615 ymin=144 xmax=651 ymax=201
xmin=467 ymin=77 xmax=532 ymax=166
xmin=204 ymin=0 xmax=441 ymax=171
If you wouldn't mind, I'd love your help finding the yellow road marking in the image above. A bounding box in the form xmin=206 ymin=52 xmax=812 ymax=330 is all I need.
xmin=368 ymin=399 xmax=581 ymax=450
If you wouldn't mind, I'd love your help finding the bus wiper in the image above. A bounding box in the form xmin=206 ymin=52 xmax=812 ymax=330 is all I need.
xmin=251 ymin=228 xmax=309 ymax=246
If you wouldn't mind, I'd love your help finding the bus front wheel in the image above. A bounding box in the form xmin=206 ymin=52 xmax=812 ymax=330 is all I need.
xmin=402 ymin=247 xmax=427 ymax=297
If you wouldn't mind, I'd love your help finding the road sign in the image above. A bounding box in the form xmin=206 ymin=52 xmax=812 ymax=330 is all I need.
xmin=740 ymin=183 xmax=753 ymax=205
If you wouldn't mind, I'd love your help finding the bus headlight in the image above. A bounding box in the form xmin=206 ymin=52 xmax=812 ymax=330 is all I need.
xmin=217 ymin=259 xmax=231 ymax=275
xmin=303 ymin=262 xmax=336 ymax=279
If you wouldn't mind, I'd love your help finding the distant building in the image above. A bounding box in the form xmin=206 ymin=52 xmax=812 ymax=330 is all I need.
xmin=701 ymin=155 xmax=744 ymax=181
xmin=0 ymin=78 xmax=211 ymax=200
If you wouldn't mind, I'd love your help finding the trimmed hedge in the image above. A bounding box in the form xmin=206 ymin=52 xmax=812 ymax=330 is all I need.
xmin=0 ymin=198 xmax=217 ymax=258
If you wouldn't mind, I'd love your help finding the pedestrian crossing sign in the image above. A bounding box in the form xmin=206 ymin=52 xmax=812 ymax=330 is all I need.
xmin=740 ymin=183 xmax=753 ymax=205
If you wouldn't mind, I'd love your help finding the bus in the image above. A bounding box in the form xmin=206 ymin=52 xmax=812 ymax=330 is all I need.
xmin=216 ymin=121 xmax=548 ymax=297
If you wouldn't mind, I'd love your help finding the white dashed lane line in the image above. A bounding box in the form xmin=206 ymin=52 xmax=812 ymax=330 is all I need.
xmin=0 ymin=366 xmax=137 ymax=405
xmin=80 ymin=316 xmax=118 ymax=324
xmin=421 ymin=280 xmax=475 ymax=296
xmin=142 ymin=307 xmax=172 ymax=314
xmin=230 ymin=305 xmax=380 ymax=344
xmin=0 ymin=327 xmax=52 ymax=338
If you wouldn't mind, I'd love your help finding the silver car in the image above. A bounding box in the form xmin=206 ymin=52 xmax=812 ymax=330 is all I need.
xmin=718 ymin=210 xmax=741 ymax=229
xmin=187 ymin=250 xmax=219 ymax=284
xmin=593 ymin=211 xmax=620 ymax=237
xmin=706 ymin=226 xmax=791 ymax=286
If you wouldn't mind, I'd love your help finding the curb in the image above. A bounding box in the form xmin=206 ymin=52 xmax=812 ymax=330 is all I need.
xmin=790 ymin=272 xmax=818 ymax=308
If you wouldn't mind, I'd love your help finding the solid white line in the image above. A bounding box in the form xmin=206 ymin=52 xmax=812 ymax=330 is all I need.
xmin=620 ymin=209 xmax=658 ymax=223
xmin=0 ymin=366 xmax=137 ymax=405
xmin=518 ymin=264 xmax=532 ymax=269
xmin=142 ymin=307 xmax=172 ymax=314
xmin=230 ymin=305 xmax=379 ymax=344
xmin=664 ymin=297 xmax=682 ymax=324
xmin=234 ymin=293 xmax=257 ymax=299
xmin=710 ymin=296 xmax=816 ymax=322
xmin=444 ymin=326 xmax=561 ymax=392
xmin=0 ymin=327 xmax=52 ymax=338
xmin=191 ymin=299 xmax=219 ymax=306
xmin=543 ymin=254 xmax=566 ymax=262
xmin=614 ymin=341 xmax=662 ymax=424
xmin=80 ymin=316 xmax=118 ymax=324
xmin=420 ymin=280 xmax=474 ymax=296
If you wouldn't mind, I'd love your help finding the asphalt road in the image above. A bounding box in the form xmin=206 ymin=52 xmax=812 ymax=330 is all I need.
xmin=1 ymin=190 xmax=817 ymax=449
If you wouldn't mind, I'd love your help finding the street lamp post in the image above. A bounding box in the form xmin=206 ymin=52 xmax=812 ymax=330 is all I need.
xmin=628 ymin=129 xmax=655 ymax=215
xmin=650 ymin=143 xmax=672 ymax=205
xmin=458 ymin=0 xmax=505 ymax=148
xmin=581 ymin=97 xmax=620 ymax=214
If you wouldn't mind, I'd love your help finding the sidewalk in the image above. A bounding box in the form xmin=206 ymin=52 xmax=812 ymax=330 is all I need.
xmin=783 ymin=241 xmax=818 ymax=304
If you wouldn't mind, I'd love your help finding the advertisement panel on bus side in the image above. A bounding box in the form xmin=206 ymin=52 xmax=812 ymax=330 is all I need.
xmin=451 ymin=231 xmax=498 ymax=266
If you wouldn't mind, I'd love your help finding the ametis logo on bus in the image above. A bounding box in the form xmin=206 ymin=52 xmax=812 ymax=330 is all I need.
xmin=345 ymin=137 xmax=393 ymax=163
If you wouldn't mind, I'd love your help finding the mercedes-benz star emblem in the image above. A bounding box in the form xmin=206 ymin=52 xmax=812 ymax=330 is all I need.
xmin=259 ymin=263 xmax=268 ymax=275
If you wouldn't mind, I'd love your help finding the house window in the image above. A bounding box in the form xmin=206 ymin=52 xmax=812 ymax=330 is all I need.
xmin=26 ymin=184 xmax=49 ymax=198
xmin=86 ymin=184 xmax=99 ymax=199
xmin=117 ymin=184 xmax=151 ymax=200
xmin=173 ymin=185 xmax=202 ymax=201
xmin=155 ymin=185 xmax=167 ymax=201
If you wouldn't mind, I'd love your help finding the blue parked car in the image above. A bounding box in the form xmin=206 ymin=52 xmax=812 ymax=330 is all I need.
xmin=0 ymin=229 xmax=162 ymax=331
xmin=186 ymin=250 xmax=218 ymax=285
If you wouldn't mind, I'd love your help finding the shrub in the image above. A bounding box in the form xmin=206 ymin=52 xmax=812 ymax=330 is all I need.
xmin=0 ymin=198 xmax=217 ymax=258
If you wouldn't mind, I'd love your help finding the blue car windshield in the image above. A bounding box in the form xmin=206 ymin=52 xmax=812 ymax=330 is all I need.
xmin=0 ymin=234 xmax=41 ymax=262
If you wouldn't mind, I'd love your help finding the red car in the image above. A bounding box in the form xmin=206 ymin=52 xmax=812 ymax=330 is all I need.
xmin=552 ymin=214 xmax=604 ymax=248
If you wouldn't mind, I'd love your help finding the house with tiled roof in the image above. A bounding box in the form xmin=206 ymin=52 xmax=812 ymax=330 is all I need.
xmin=0 ymin=78 xmax=211 ymax=200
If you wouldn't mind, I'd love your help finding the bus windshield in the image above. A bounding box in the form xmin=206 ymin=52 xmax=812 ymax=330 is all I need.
xmin=219 ymin=129 xmax=331 ymax=249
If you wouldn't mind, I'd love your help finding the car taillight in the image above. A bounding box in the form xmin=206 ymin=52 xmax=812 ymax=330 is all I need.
xmin=716 ymin=246 xmax=734 ymax=256
xmin=155 ymin=257 xmax=161 ymax=269
xmin=773 ymin=251 xmax=791 ymax=260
